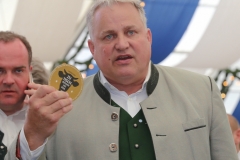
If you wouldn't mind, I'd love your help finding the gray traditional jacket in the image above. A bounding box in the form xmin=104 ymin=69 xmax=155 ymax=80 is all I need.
xmin=6 ymin=64 xmax=238 ymax=160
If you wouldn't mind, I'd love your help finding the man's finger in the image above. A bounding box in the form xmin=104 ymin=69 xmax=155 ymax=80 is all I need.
xmin=32 ymin=85 xmax=57 ymax=98
xmin=45 ymin=97 xmax=72 ymax=114
xmin=24 ymin=89 xmax=36 ymax=96
xmin=43 ymin=91 xmax=70 ymax=106
xmin=50 ymin=104 xmax=73 ymax=121
xmin=27 ymin=83 xmax=41 ymax=90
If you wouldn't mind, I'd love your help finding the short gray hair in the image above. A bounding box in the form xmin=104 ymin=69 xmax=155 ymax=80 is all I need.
xmin=31 ymin=57 xmax=49 ymax=85
xmin=87 ymin=0 xmax=147 ymax=39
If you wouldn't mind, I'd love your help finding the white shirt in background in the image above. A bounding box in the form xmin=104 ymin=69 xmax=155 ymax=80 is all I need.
xmin=0 ymin=105 xmax=28 ymax=148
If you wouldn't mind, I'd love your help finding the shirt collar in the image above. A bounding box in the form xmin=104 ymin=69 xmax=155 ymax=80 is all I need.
xmin=0 ymin=105 xmax=28 ymax=118
xmin=99 ymin=62 xmax=151 ymax=92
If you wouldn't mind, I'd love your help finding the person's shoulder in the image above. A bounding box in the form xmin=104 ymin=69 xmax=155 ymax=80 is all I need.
xmin=155 ymin=64 xmax=208 ymax=78
xmin=154 ymin=65 xmax=215 ymax=93
xmin=83 ymin=74 xmax=95 ymax=85
xmin=154 ymin=64 xmax=212 ymax=85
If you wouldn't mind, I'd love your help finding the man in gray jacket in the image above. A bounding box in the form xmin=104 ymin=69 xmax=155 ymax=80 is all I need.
xmin=6 ymin=0 xmax=238 ymax=159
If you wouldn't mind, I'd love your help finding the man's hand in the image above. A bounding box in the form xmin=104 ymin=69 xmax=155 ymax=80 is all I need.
xmin=24 ymin=83 xmax=73 ymax=150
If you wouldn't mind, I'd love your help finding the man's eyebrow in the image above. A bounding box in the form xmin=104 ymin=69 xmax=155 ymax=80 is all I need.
xmin=101 ymin=26 xmax=136 ymax=35
xmin=101 ymin=30 xmax=115 ymax=35
xmin=123 ymin=25 xmax=136 ymax=30
xmin=15 ymin=66 xmax=27 ymax=69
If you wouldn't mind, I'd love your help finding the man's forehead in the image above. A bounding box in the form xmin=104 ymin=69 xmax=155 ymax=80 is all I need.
xmin=0 ymin=39 xmax=29 ymax=66
xmin=0 ymin=39 xmax=27 ymax=53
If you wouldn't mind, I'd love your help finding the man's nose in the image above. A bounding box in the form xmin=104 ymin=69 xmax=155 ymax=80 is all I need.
xmin=3 ymin=73 xmax=15 ymax=85
xmin=115 ymin=35 xmax=129 ymax=51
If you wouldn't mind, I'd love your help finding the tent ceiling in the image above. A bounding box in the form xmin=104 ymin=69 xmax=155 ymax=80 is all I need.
xmin=177 ymin=0 xmax=240 ymax=69
xmin=5 ymin=0 xmax=240 ymax=71
xmin=10 ymin=0 xmax=87 ymax=63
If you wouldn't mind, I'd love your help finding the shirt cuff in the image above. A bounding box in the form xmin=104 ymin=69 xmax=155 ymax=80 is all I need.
xmin=20 ymin=128 xmax=48 ymax=160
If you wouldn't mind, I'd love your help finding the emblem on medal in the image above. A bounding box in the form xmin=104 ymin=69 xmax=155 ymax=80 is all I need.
xmin=48 ymin=63 xmax=83 ymax=101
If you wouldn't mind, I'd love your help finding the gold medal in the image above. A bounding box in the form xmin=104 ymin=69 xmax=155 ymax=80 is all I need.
xmin=48 ymin=63 xmax=83 ymax=101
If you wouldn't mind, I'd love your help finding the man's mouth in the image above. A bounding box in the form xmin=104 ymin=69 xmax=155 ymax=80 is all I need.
xmin=1 ymin=90 xmax=15 ymax=94
xmin=116 ymin=55 xmax=132 ymax=61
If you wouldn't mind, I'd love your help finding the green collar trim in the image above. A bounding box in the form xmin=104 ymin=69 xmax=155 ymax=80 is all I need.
xmin=93 ymin=63 xmax=159 ymax=105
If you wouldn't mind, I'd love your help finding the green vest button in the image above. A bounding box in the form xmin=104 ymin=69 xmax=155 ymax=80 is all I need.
xmin=134 ymin=144 xmax=139 ymax=149
xmin=133 ymin=123 xmax=138 ymax=128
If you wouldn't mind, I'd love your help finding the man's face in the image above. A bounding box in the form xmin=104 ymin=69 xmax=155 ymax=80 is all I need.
xmin=88 ymin=2 xmax=152 ymax=85
xmin=0 ymin=39 xmax=31 ymax=115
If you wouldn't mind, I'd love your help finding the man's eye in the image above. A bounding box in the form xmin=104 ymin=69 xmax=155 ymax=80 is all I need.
xmin=105 ymin=34 xmax=113 ymax=40
xmin=127 ymin=30 xmax=135 ymax=36
xmin=15 ymin=69 xmax=23 ymax=73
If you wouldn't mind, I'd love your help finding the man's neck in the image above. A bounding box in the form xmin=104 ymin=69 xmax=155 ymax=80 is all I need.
xmin=108 ymin=78 xmax=145 ymax=95
xmin=100 ymin=63 xmax=151 ymax=95
xmin=1 ymin=104 xmax=24 ymax=116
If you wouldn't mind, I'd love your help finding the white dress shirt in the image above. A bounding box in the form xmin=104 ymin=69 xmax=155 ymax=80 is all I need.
xmin=0 ymin=105 xmax=27 ymax=148
xmin=20 ymin=63 xmax=151 ymax=160
xmin=99 ymin=62 xmax=151 ymax=117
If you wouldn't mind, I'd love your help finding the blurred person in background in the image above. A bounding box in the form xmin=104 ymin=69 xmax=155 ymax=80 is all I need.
xmin=228 ymin=114 xmax=240 ymax=159
xmin=0 ymin=31 xmax=48 ymax=159
xmin=31 ymin=57 xmax=49 ymax=85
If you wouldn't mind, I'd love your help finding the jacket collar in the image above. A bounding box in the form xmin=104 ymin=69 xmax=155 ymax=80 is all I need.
xmin=93 ymin=63 xmax=159 ymax=104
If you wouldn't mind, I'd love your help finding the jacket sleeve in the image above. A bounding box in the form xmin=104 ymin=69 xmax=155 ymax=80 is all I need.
xmin=209 ymin=77 xmax=238 ymax=160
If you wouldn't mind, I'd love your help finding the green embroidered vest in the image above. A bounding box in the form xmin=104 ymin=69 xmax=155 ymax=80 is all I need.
xmin=112 ymin=100 xmax=156 ymax=160
xmin=93 ymin=63 xmax=159 ymax=160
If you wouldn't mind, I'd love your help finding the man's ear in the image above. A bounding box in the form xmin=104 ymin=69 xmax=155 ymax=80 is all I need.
xmin=88 ymin=39 xmax=95 ymax=56
xmin=236 ymin=129 xmax=240 ymax=141
xmin=146 ymin=28 xmax=152 ymax=44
